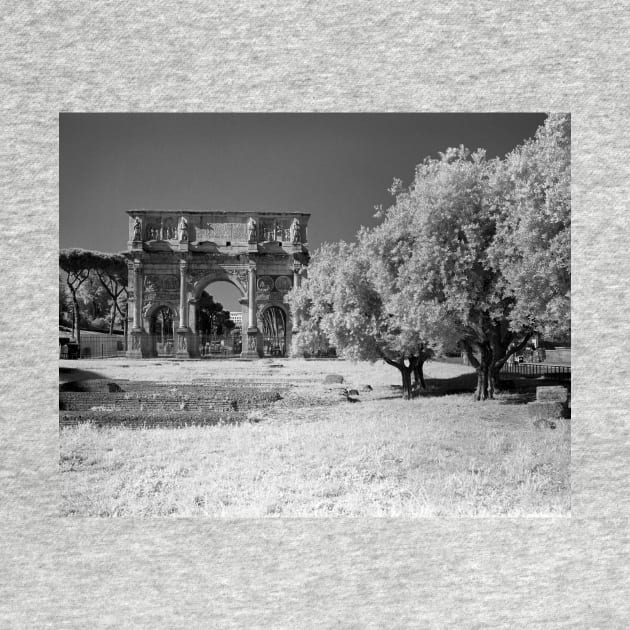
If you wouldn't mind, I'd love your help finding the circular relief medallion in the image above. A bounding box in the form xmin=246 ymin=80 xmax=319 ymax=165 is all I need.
xmin=257 ymin=276 xmax=273 ymax=292
xmin=144 ymin=275 xmax=160 ymax=291
xmin=274 ymin=276 xmax=292 ymax=291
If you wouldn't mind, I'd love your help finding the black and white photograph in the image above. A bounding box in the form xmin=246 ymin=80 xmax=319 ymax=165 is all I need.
xmin=5 ymin=1 xmax=630 ymax=626
xmin=59 ymin=113 xmax=571 ymax=517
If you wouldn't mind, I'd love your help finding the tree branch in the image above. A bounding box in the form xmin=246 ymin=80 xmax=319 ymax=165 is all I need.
xmin=501 ymin=331 xmax=534 ymax=366
xmin=461 ymin=340 xmax=480 ymax=369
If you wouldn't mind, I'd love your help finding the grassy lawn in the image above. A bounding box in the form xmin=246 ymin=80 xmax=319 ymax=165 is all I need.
xmin=59 ymin=359 xmax=570 ymax=517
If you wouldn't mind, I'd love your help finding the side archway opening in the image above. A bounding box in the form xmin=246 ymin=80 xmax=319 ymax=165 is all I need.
xmin=147 ymin=304 xmax=177 ymax=356
xmin=261 ymin=305 xmax=287 ymax=357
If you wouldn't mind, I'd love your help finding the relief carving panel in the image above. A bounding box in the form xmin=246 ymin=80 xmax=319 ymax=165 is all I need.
xmin=144 ymin=215 xmax=179 ymax=241
xmin=257 ymin=276 xmax=274 ymax=293
xmin=163 ymin=275 xmax=178 ymax=292
xmin=259 ymin=219 xmax=292 ymax=242
xmin=274 ymin=276 xmax=292 ymax=292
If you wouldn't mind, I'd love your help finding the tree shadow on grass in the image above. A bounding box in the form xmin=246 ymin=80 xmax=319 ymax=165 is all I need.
xmin=374 ymin=390 xmax=409 ymax=401
xmin=420 ymin=372 xmax=478 ymax=397
xmin=363 ymin=372 xmax=569 ymax=403
xmin=414 ymin=373 xmax=570 ymax=404
xmin=372 ymin=373 xmax=476 ymax=400
xmin=59 ymin=367 xmax=105 ymax=390
xmin=376 ymin=374 xmax=477 ymax=400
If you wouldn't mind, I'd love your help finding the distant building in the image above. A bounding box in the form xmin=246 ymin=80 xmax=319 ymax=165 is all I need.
xmin=229 ymin=312 xmax=243 ymax=328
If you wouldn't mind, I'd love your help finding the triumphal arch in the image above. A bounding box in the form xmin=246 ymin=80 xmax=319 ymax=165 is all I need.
xmin=125 ymin=210 xmax=310 ymax=359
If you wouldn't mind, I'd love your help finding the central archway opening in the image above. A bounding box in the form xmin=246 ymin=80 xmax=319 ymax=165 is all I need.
xmin=197 ymin=281 xmax=243 ymax=357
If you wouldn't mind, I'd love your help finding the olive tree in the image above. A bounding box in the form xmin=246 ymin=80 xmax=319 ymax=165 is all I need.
xmin=290 ymin=115 xmax=570 ymax=402
xmin=385 ymin=115 xmax=570 ymax=400
xmin=288 ymin=241 xmax=434 ymax=399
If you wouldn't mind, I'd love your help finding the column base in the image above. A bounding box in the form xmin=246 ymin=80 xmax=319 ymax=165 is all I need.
xmin=176 ymin=328 xmax=193 ymax=358
xmin=127 ymin=329 xmax=146 ymax=358
xmin=187 ymin=335 xmax=201 ymax=359
xmin=240 ymin=327 xmax=262 ymax=358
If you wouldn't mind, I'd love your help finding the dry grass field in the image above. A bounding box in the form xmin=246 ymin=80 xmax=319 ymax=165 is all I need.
xmin=59 ymin=358 xmax=570 ymax=517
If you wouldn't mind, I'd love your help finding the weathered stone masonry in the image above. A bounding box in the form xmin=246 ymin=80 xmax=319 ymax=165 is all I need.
xmin=125 ymin=210 xmax=310 ymax=358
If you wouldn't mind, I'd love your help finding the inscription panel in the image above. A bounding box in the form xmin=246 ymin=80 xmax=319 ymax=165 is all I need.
xmin=196 ymin=222 xmax=249 ymax=243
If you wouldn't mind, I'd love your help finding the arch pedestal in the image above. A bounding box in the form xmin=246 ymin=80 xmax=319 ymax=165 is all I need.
xmin=128 ymin=330 xmax=147 ymax=358
xmin=242 ymin=327 xmax=262 ymax=359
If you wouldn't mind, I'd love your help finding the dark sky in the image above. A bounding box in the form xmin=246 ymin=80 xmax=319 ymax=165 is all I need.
xmin=60 ymin=113 xmax=546 ymax=310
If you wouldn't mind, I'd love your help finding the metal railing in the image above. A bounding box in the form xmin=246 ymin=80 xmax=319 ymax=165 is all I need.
xmin=196 ymin=333 xmax=241 ymax=358
xmin=500 ymin=362 xmax=571 ymax=379
xmin=152 ymin=336 xmax=175 ymax=357
xmin=60 ymin=334 xmax=126 ymax=359
xmin=262 ymin=336 xmax=286 ymax=357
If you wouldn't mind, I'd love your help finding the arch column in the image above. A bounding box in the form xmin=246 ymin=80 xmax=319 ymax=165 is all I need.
xmin=292 ymin=262 xmax=302 ymax=330
xmin=127 ymin=259 xmax=146 ymax=357
xmin=290 ymin=261 xmax=306 ymax=357
xmin=176 ymin=259 xmax=192 ymax=358
xmin=187 ymin=297 xmax=201 ymax=358
xmin=241 ymin=260 xmax=262 ymax=358
xmin=293 ymin=262 xmax=302 ymax=290
xmin=132 ymin=260 xmax=144 ymax=330
xmin=188 ymin=298 xmax=198 ymax=334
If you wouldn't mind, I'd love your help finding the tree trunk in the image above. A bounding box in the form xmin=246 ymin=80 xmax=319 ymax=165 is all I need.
xmin=489 ymin=365 xmax=501 ymax=398
xmin=462 ymin=341 xmax=485 ymax=401
xmin=70 ymin=291 xmax=81 ymax=346
xmin=474 ymin=362 xmax=490 ymax=401
xmin=412 ymin=357 xmax=426 ymax=390
xmin=400 ymin=364 xmax=413 ymax=400
xmin=109 ymin=302 xmax=116 ymax=335
xmin=469 ymin=343 xmax=492 ymax=401
xmin=382 ymin=355 xmax=414 ymax=400
xmin=489 ymin=325 xmax=533 ymax=394
xmin=465 ymin=336 xmax=519 ymax=401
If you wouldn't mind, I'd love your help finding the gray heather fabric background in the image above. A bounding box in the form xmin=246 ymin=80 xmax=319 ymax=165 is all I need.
xmin=1 ymin=1 xmax=628 ymax=627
